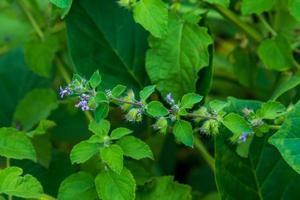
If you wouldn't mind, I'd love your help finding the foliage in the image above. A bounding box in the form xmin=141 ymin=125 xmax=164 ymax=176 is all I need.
xmin=1 ymin=0 xmax=300 ymax=199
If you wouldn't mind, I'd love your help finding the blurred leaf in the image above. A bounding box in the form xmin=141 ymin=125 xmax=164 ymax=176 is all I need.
xmin=13 ymin=88 xmax=58 ymax=131
xmin=133 ymin=0 xmax=168 ymax=38
xmin=173 ymin=120 xmax=194 ymax=147
xmin=94 ymin=103 xmax=109 ymax=123
xmin=24 ymin=35 xmax=59 ymax=78
xmin=95 ymin=168 xmax=136 ymax=200
xmin=180 ymin=93 xmax=203 ymax=109
xmin=0 ymin=127 xmax=36 ymax=161
xmin=139 ymin=85 xmax=156 ymax=101
xmin=89 ymin=70 xmax=101 ymax=89
xmin=271 ymin=74 xmax=300 ymax=100
xmin=0 ymin=167 xmax=43 ymax=199
xmin=203 ymin=0 xmax=230 ymax=7
xmin=117 ymin=136 xmax=154 ymax=160
xmin=146 ymin=12 xmax=212 ymax=100
xmin=28 ymin=119 xmax=56 ymax=137
xmin=288 ymin=0 xmax=300 ymax=21
xmin=66 ymin=0 xmax=148 ymax=90
xmin=111 ymin=84 xmax=127 ymax=98
xmin=256 ymin=101 xmax=286 ymax=119
xmin=58 ymin=172 xmax=97 ymax=200
xmin=242 ymin=0 xmax=276 ymax=14
xmin=100 ymin=144 xmax=124 ymax=174
xmin=147 ymin=101 xmax=169 ymax=117
xmin=31 ymin=133 xmax=52 ymax=168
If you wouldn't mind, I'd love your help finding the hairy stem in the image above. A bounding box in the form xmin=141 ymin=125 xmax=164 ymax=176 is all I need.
xmin=111 ymin=97 xmax=143 ymax=107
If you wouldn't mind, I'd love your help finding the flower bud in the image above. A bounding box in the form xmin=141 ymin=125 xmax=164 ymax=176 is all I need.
xmin=153 ymin=117 xmax=168 ymax=134
xmin=125 ymin=108 xmax=143 ymax=122
xmin=193 ymin=107 xmax=209 ymax=122
xmin=200 ymin=119 xmax=219 ymax=135
xmin=120 ymin=90 xmax=135 ymax=111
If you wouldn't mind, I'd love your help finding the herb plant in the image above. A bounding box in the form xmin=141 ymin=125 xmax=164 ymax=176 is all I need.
xmin=1 ymin=0 xmax=300 ymax=199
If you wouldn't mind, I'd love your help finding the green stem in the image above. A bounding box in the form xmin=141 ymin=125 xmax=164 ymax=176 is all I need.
xmin=6 ymin=158 xmax=12 ymax=200
xmin=194 ymin=137 xmax=215 ymax=172
xmin=111 ymin=97 xmax=143 ymax=107
xmin=268 ymin=125 xmax=281 ymax=130
xmin=211 ymin=4 xmax=263 ymax=43
xmin=257 ymin=15 xmax=277 ymax=37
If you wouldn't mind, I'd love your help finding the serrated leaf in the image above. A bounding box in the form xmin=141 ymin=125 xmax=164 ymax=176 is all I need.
xmin=139 ymin=85 xmax=156 ymax=101
xmin=111 ymin=84 xmax=127 ymax=98
xmin=173 ymin=120 xmax=194 ymax=147
xmin=269 ymin=102 xmax=300 ymax=174
xmin=95 ymin=167 xmax=136 ymax=200
xmin=110 ymin=128 xmax=133 ymax=140
xmin=24 ymin=35 xmax=59 ymax=78
xmin=117 ymin=136 xmax=153 ymax=160
xmin=146 ymin=13 xmax=212 ymax=100
xmin=0 ymin=127 xmax=36 ymax=161
xmin=88 ymin=120 xmax=110 ymax=136
xmin=241 ymin=0 xmax=276 ymax=15
xmin=256 ymin=101 xmax=286 ymax=119
xmin=133 ymin=0 xmax=168 ymax=38
xmin=13 ymin=89 xmax=58 ymax=131
xmin=222 ymin=113 xmax=252 ymax=141
xmin=89 ymin=70 xmax=101 ymax=89
xmin=58 ymin=172 xmax=97 ymax=200
xmin=100 ymin=144 xmax=124 ymax=174
xmin=66 ymin=0 xmax=147 ymax=90
xmin=136 ymin=176 xmax=192 ymax=200
xmin=0 ymin=167 xmax=43 ymax=199
xmin=257 ymin=35 xmax=294 ymax=71
xmin=180 ymin=93 xmax=202 ymax=109
xmin=147 ymin=101 xmax=169 ymax=117
xmin=70 ymin=141 xmax=100 ymax=164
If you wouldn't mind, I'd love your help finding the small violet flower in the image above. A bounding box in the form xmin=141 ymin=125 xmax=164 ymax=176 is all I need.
xmin=166 ymin=93 xmax=175 ymax=105
xmin=239 ymin=132 xmax=250 ymax=142
xmin=75 ymin=94 xmax=91 ymax=111
xmin=59 ymin=86 xmax=72 ymax=99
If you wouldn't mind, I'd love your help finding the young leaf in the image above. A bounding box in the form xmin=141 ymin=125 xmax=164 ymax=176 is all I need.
xmin=209 ymin=100 xmax=228 ymax=112
xmin=89 ymin=70 xmax=102 ymax=89
xmin=70 ymin=141 xmax=100 ymax=164
xmin=27 ymin=119 xmax=56 ymax=137
xmin=269 ymin=102 xmax=300 ymax=174
xmin=146 ymin=13 xmax=212 ymax=100
xmin=24 ymin=35 xmax=59 ymax=78
xmin=117 ymin=136 xmax=154 ymax=160
xmin=95 ymin=92 xmax=108 ymax=103
xmin=241 ymin=0 xmax=276 ymax=15
xmin=173 ymin=120 xmax=194 ymax=147
xmin=100 ymin=144 xmax=124 ymax=174
xmin=256 ymin=101 xmax=286 ymax=119
xmin=0 ymin=127 xmax=36 ymax=161
xmin=0 ymin=167 xmax=43 ymax=199
xmin=257 ymin=35 xmax=294 ymax=71
xmin=180 ymin=93 xmax=203 ymax=109
xmin=271 ymin=74 xmax=300 ymax=101
xmin=13 ymin=89 xmax=58 ymax=131
xmin=139 ymin=85 xmax=156 ymax=101
xmin=95 ymin=168 xmax=136 ymax=200
xmin=110 ymin=128 xmax=133 ymax=140
xmin=221 ymin=113 xmax=252 ymax=141
xmin=111 ymin=84 xmax=127 ymax=98
xmin=94 ymin=103 xmax=109 ymax=122
xmin=58 ymin=172 xmax=97 ymax=200
xmin=147 ymin=101 xmax=169 ymax=117
xmin=88 ymin=120 xmax=110 ymax=136
xmin=133 ymin=0 xmax=168 ymax=38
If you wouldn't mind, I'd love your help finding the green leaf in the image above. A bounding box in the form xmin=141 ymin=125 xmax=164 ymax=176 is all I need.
xmin=89 ymin=70 xmax=102 ymax=89
xmin=66 ymin=0 xmax=148 ymax=90
xmin=111 ymin=84 xmax=127 ymax=98
xmin=111 ymin=128 xmax=133 ymax=140
xmin=256 ymin=101 xmax=286 ymax=119
xmin=0 ymin=167 xmax=43 ymax=199
xmin=95 ymin=92 xmax=108 ymax=103
xmin=241 ymin=0 xmax=276 ymax=14
xmin=13 ymin=89 xmax=58 ymax=131
xmin=173 ymin=120 xmax=194 ymax=147
xmin=271 ymin=74 xmax=300 ymax=100
xmin=147 ymin=101 xmax=169 ymax=117
xmin=58 ymin=172 xmax=97 ymax=200
xmin=49 ymin=0 xmax=72 ymax=8
xmin=117 ymin=136 xmax=153 ymax=160
xmin=95 ymin=167 xmax=136 ymax=200
xmin=0 ymin=127 xmax=36 ymax=161
xmin=27 ymin=119 xmax=56 ymax=137
xmin=31 ymin=134 xmax=52 ymax=168
xmin=70 ymin=141 xmax=100 ymax=164
xmin=146 ymin=13 xmax=212 ymax=100
xmin=288 ymin=0 xmax=300 ymax=21
xmin=136 ymin=176 xmax=192 ymax=200
xmin=88 ymin=120 xmax=110 ymax=136
xmin=203 ymin=0 xmax=230 ymax=7
xmin=180 ymin=93 xmax=203 ymax=109
xmin=209 ymin=100 xmax=228 ymax=113
xmin=133 ymin=0 xmax=168 ymax=38
xmin=222 ymin=113 xmax=252 ymax=141
xmin=94 ymin=103 xmax=109 ymax=122
xmin=100 ymin=144 xmax=124 ymax=174
xmin=257 ymin=35 xmax=294 ymax=71
xmin=269 ymin=102 xmax=300 ymax=174
xmin=24 ymin=35 xmax=59 ymax=78
xmin=139 ymin=85 xmax=156 ymax=101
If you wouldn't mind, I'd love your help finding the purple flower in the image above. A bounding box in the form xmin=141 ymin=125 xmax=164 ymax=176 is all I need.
xmin=166 ymin=93 xmax=175 ymax=105
xmin=75 ymin=94 xmax=91 ymax=111
xmin=239 ymin=132 xmax=249 ymax=142
xmin=59 ymin=86 xmax=72 ymax=98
